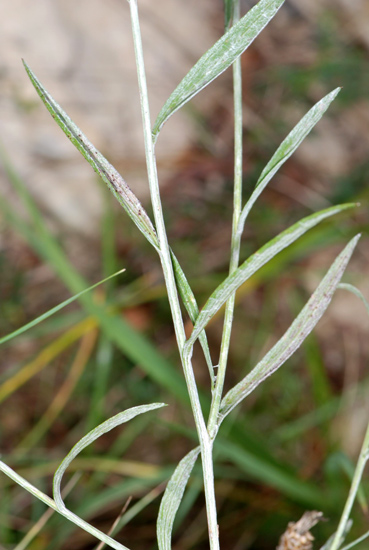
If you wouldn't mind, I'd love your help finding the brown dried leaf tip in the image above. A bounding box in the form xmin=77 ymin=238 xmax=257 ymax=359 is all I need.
xmin=277 ymin=511 xmax=325 ymax=550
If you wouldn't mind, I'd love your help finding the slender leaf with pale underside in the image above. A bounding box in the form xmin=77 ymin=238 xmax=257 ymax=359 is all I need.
xmin=53 ymin=403 xmax=166 ymax=511
xmin=237 ymin=87 xmax=341 ymax=236
xmin=22 ymin=62 xmax=213 ymax=373
xmin=157 ymin=447 xmax=200 ymax=550
xmin=185 ymin=203 xmax=355 ymax=349
xmin=0 ymin=269 xmax=125 ymax=346
xmin=152 ymin=0 xmax=285 ymax=140
xmin=219 ymin=234 xmax=360 ymax=421
xmin=23 ymin=60 xmax=159 ymax=250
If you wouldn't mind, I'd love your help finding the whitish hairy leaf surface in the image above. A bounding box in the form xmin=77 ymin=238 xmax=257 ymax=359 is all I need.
xmin=0 ymin=269 xmax=125 ymax=346
xmin=219 ymin=235 xmax=360 ymax=420
xmin=157 ymin=447 xmax=200 ymax=550
xmin=53 ymin=403 xmax=166 ymax=511
xmin=238 ymin=88 xmax=341 ymax=234
xmin=152 ymin=0 xmax=285 ymax=140
xmin=23 ymin=61 xmax=158 ymax=249
xmin=186 ymin=204 xmax=355 ymax=348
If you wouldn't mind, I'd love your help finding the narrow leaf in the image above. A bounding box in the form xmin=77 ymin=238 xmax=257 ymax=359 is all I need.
xmin=338 ymin=284 xmax=369 ymax=317
xmin=11 ymin=70 xmax=211 ymax=375
xmin=152 ymin=0 xmax=285 ymax=140
xmin=23 ymin=60 xmax=159 ymax=250
xmin=186 ymin=204 xmax=355 ymax=348
xmin=53 ymin=403 xmax=166 ymax=511
xmin=157 ymin=447 xmax=200 ymax=550
xmin=21 ymin=63 xmax=213 ymax=366
xmin=238 ymin=88 xmax=341 ymax=235
xmin=171 ymin=252 xmax=214 ymax=380
xmin=0 ymin=269 xmax=125 ymax=346
xmin=219 ymin=235 xmax=360 ymax=420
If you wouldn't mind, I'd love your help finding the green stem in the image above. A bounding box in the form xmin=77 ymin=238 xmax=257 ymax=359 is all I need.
xmin=329 ymin=420 xmax=369 ymax=550
xmin=128 ymin=2 xmax=219 ymax=548
xmin=208 ymin=0 xmax=243 ymax=439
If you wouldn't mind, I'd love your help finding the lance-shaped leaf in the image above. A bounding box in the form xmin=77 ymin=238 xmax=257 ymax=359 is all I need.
xmin=8 ymin=69 xmax=213 ymax=379
xmin=157 ymin=447 xmax=200 ymax=550
xmin=185 ymin=204 xmax=355 ymax=349
xmin=0 ymin=268 xmax=125 ymax=346
xmin=23 ymin=62 xmax=213 ymax=364
xmin=237 ymin=88 xmax=341 ymax=236
xmin=23 ymin=60 xmax=159 ymax=250
xmin=219 ymin=235 xmax=360 ymax=421
xmin=53 ymin=403 xmax=166 ymax=511
xmin=152 ymin=0 xmax=285 ymax=140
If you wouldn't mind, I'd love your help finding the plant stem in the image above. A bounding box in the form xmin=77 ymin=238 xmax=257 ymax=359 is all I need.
xmin=208 ymin=0 xmax=243 ymax=439
xmin=0 ymin=461 xmax=129 ymax=550
xmin=128 ymin=2 xmax=219 ymax=548
xmin=329 ymin=419 xmax=369 ymax=550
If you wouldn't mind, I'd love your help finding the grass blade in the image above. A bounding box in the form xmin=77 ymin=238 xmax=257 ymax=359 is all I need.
xmin=214 ymin=438 xmax=322 ymax=506
xmin=152 ymin=0 xmax=285 ymax=140
xmin=219 ymin=234 xmax=360 ymax=420
xmin=0 ymin=158 xmax=188 ymax=402
xmin=157 ymin=447 xmax=200 ymax=550
xmin=238 ymin=88 xmax=341 ymax=234
xmin=22 ymin=61 xmax=159 ymax=249
xmin=186 ymin=204 xmax=355 ymax=347
xmin=0 ymin=269 xmax=125 ymax=346
xmin=53 ymin=403 xmax=166 ymax=511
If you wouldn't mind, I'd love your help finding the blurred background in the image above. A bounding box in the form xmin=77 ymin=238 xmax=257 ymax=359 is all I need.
xmin=1 ymin=0 xmax=369 ymax=548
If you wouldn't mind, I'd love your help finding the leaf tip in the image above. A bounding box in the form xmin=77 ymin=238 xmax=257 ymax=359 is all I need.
xmin=348 ymin=233 xmax=361 ymax=251
xmin=22 ymin=58 xmax=30 ymax=72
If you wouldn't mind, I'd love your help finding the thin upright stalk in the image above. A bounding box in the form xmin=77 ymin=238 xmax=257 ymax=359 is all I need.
xmin=208 ymin=0 xmax=243 ymax=438
xmin=329 ymin=419 xmax=369 ymax=550
xmin=128 ymin=2 xmax=219 ymax=548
